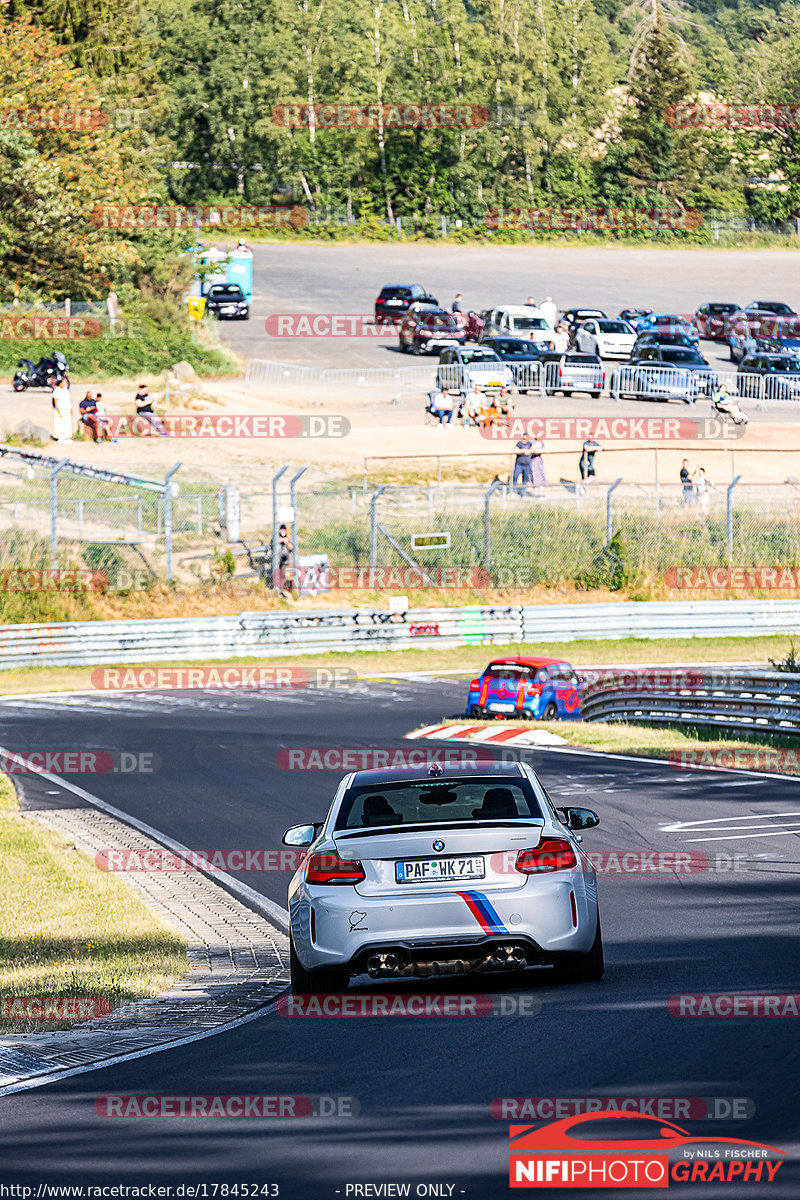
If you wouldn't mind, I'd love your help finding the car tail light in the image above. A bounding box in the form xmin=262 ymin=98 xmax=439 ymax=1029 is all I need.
xmin=305 ymin=851 xmax=365 ymax=885
xmin=525 ymin=683 xmax=542 ymax=696
xmin=515 ymin=839 xmax=577 ymax=874
xmin=469 ymin=678 xmax=480 ymax=690
xmin=310 ymin=906 xmax=316 ymax=942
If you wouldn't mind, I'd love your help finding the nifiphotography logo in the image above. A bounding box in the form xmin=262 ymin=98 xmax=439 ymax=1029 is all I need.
xmin=508 ymin=1110 xmax=785 ymax=1188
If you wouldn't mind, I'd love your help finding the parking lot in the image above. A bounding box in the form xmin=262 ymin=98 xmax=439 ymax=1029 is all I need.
xmin=217 ymin=242 xmax=800 ymax=368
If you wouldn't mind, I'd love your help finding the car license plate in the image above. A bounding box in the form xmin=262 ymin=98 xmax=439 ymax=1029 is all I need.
xmin=396 ymin=856 xmax=485 ymax=884
xmin=489 ymin=701 xmax=514 ymax=711
xmin=386 ymin=298 xmax=402 ymax=306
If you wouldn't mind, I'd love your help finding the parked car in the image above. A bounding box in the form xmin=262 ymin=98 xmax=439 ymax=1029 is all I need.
xmin=618 ymin=308 xmax=653 ymax=330
xmin=436 ymin=345 xmax=514 ymax=395
xmin=467 ymin=657 xmax=582 ymax=720
xmin=738 ymin=352 xmax=800 ymax=400
xmin=480 ymin=306 xmax=556 ymax=348
xmin=613 ymin=344 xmax=717 ymax=403
xmin=479 ymin=336 xmax=545 ymax=393
xmin=574 ymin=318 xmax=636 ymax=360
xmin=375 ymin=283 xmax=437 ymax=325
xmin=631 ymin=331 xmax=696 ymax=354
xmin=560 ymin=308 xmax=606 ymax=339
xmin=536 ymin=351 xmax=605 ymax=397
xmin=694 ymin=302 xmax=741 ymax=340
xmin=743 ymin=300 xmax=797 ymax=316
xmin=398 ymin=303 xmax=465 ymax=354
xmin=639 ymin=313 xmax=700 ymax=345
xmin=283 ymin=761 xmax=603 ymax=994
xmin=204 ymin=283 xmax=250 ymax=320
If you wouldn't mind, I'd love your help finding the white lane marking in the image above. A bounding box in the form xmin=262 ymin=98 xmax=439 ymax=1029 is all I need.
xmin=662 ymin=811 xmax=800 ymax=842
xmin=0 ymin=1000 xmax=281 ymax=1098
xmin=663 ymin=812 xmax=800 ymax=830
xmin=0 ymin=744 xmax=290 ymax=935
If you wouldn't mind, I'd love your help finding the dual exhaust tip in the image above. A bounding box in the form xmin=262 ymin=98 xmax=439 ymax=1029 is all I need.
xmin=366 ymin=945 xmax=527 ymax=978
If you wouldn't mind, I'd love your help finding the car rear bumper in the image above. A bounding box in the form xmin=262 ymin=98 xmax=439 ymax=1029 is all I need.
xmin=290 ymin=875 xmax=596 ymax=971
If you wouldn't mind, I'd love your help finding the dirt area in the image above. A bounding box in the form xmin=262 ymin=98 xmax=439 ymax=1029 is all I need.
xmin=4 ymin=371 xmax=800 ymax=491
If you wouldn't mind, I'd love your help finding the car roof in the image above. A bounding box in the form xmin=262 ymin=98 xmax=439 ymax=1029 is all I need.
xmin=498 ymin=305 xmax=545 ymax=315
xmin=486 ymin=656 xmax=568 ymax=668
xmin=346 ymin=762 xmax=526 ymax=787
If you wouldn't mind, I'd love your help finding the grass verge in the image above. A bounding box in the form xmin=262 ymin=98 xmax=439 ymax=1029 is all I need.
xmin=0 ymin=635 xmax=791 ymax=698
xmin=0 ymin=774 xmax=187 ymax=1033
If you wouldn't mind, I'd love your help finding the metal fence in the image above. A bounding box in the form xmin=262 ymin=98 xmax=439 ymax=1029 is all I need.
xmin=0 ymin=447 xmax=183 ymax=582
xmin=0 ymin=601 xmax=799 ymax=670
xmin=245 ymin=357 xmax=797 ymax=411
xmin=581 ymin=668 xmax=800 ymax=735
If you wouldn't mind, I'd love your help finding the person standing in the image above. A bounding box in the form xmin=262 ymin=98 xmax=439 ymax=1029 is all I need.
xmin=680 ymin=459 xmax=694 ymax=506
xmin=51 ymin=377 xmax=73 ymax=443
xmin=540 ymin=296 xmax=558 ymax=327
xmin=525 ymin=296 xmax=536 ymax=308
xmin=135 ymin=384 xmax=168 ymax=436
xmin=452 ymin=293 xmax=463 ymax=314
xmin=276 ymin=523 xmax=293 ymax=596
xmin=554 ymin=322 xmax=570 ymax=353
xmin=530 ymin=436 xmax=547 ymax=496
xmin=694 ymin=466 xmax=712 ymax=516
xmin=579 ymin=438 xmax=602 ymax=482
xmin=513 ymin=437 xmax=533 ymax=496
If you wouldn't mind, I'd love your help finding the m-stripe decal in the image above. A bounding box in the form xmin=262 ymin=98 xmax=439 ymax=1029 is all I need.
xmin=457 ymin=890 xmax=509 ymax=934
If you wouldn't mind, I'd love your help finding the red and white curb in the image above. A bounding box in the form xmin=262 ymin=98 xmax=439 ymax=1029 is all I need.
xmin=405 ymin=722 xmax=567 ymax=748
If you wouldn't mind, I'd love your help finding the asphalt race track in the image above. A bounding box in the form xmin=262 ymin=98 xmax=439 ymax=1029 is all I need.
xmin=1 ymin=677 xmax=799 ymax=1197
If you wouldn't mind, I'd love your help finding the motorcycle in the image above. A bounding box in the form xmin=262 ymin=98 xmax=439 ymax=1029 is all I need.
xmin=712 ymin=388 xmax=748 ymax=425
xmin=12 ymin=351 xmax=68 ymax=392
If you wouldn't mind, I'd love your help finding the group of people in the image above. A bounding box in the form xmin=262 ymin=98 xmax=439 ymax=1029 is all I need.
xmin=680 ymin=459 xmax=714 ymax=513
xmin=50 ymin=379 xmax=168 ymax=443
xmin=510 ymin=436 xmax=603 ymax=498
xmin=427 ymin=384 xmax=514 ymax=428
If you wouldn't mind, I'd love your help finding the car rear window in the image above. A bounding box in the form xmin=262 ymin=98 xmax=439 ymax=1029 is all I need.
xmin=597 ymin=320 xmax=630 ymax=333
xmin=336 ymin=779 xmax=543 ymax=830
xmin=564 ymin=354 xmax=599 ymax=364
xmin=209 ymin=285 xmax=243 ymax=296
xmin=380 ymin=287 xmax=413 ymax=300
xmin=462 ymin=347 xmax=500 ymax=362
xmin=513 ymin=316 xmax=550 ymax=330
xmin=708 ymin=304 xmax=738 ymax=314
xmin=770 ymin=357 xmax=800 ymax=371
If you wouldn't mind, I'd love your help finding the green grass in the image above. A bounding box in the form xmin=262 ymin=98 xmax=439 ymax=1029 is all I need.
xmin=0 ymin=775 xmax=187 ymax=1033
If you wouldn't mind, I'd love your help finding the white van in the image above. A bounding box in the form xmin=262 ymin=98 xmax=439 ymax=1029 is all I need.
xmin=480 ymin=305 xmax=556 ymax=348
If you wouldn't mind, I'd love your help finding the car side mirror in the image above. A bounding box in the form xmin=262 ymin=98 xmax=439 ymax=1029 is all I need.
xmin=282 ymin=823 xmax=319 ymax=847
xmin=558 ymin=806 xmax=599 ymax=831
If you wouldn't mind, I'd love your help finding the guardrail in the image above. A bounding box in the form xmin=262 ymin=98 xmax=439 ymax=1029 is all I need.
xmin=581 ymin=667 xmax=800 ymax=734
xmin=1 ymin=600 xmax=799 ymax=670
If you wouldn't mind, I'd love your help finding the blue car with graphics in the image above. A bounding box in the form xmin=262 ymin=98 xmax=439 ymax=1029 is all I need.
xmin=467 ymin=657 xmax=583 ymax=720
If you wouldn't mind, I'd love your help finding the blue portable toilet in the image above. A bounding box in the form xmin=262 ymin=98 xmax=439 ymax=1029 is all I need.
xmin=228 ymin=247 xmax=253 ymax=301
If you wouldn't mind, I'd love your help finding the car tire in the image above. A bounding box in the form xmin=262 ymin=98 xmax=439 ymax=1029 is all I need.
xmin=562 ymin=391 xmax=572 ymax=397
xmin=590 ymin=391 xmax=601 ymax=399
xmin=558 ymin=918 xmax=604 ymax=984
xmin=543 ymin=702 xmax=558 ymax=720
xmin=290 ymin=936 xmax=349 ymax=996
xmin=518 ymin=389 xmax=528 ymax=395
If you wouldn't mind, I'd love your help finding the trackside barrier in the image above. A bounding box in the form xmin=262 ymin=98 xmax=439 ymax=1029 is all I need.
xmin=435 ymin=362 xmax=514 ymax=394
xmin=581 ymin=668 xmax=800 ymax=734
xmin=610 ymin=365 xmax=718 ymax=404
xmin=1 ymin=599 xmax=799 ymax=670
xmin=541 ymin=359 xmax=605 ymax=396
